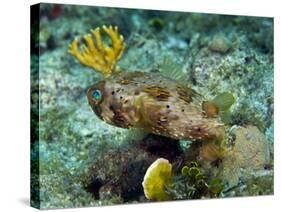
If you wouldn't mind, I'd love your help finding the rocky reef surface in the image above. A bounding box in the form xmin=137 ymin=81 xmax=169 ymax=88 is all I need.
xmin=31 ymin=4 xmax=273 ymax=209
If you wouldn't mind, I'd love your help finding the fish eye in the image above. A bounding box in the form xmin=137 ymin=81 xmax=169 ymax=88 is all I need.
xmin=92 ymin=89 xmax=102 ymax=103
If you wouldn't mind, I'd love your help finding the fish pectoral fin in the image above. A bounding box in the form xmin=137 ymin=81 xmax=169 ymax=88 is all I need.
xmin=202 ymin=101 xmax=219 ymax=118
xmin=212 ymin=92 xmax=235 ymax=112
xmin=203 ymin=92 xmax=235 ymax=123
xmin=219 ymin=110 xmax=232 ymax=124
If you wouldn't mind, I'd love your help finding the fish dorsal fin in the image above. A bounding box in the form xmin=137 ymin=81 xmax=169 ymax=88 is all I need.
xmin=159 ymin=56 xmax=188 ymax=86
xmin=157 ymin=56 xmax=204 ymax=101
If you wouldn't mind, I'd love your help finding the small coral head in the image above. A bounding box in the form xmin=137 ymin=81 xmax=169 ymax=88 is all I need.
xmin=68 ymin=25 xmax=125 ymax=78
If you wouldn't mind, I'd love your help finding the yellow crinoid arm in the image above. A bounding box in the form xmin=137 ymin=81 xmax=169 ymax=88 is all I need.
xmin=68 ymin=25 xmax=125 ymax=78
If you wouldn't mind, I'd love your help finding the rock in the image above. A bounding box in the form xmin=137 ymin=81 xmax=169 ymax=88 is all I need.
xmin=222 ymin=125 xmax=270 ymax=187
xmin=209 ymin=34 xmax=231 ymax=53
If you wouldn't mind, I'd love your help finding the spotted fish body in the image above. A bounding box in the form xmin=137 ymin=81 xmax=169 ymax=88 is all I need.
xmin=87 ymin=71 xmax=226 ymax=142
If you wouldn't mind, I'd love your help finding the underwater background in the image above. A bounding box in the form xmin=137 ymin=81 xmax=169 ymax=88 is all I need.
xmin=31 ymin=3 xmax=273 ymax=209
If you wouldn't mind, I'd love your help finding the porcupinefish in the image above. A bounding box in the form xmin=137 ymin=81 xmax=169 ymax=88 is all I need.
xmin=87 ymin=71 xmax=234 ymax=142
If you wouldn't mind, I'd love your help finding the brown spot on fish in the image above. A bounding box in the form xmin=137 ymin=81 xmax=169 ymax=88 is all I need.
xmin=109 ymin=102 xmax=122 ymax=112
xmin=123 ymin=71 xmax=145 ymax=81
xmin=109 ymin=102 xmax=132 ymax=128
xmin=113 ymin=113 xmax=130 ymax=128
xmin=143 ymin=86 xmax=170 ymax=101
xmin=176 ymin=86 xmax=192 ymax=104
xmin=155 ymin=93 xmax=170 ymax=101
xmin=118 ymin=79 xmax=131 ymax=85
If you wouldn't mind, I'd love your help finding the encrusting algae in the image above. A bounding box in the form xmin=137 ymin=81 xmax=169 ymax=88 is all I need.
xmin=69 ymin=25 xmax=235 ymax=150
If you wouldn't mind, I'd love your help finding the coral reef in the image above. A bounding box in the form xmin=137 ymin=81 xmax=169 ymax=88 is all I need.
xmin=31 ymin=3 xmax=273 ymax=208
